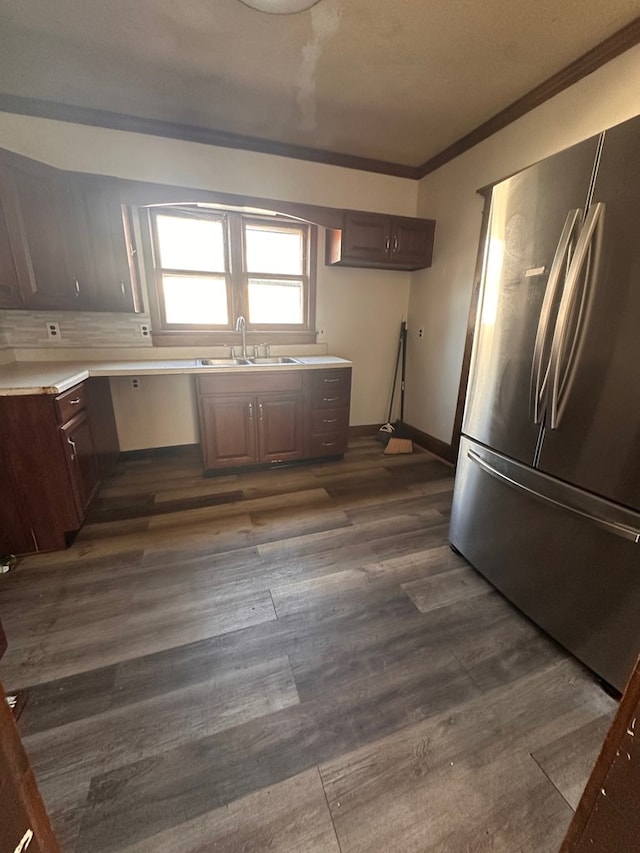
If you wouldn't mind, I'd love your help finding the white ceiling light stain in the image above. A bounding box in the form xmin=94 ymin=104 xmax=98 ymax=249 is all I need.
xmin=296 ymin=3 xmax=341 ymax=132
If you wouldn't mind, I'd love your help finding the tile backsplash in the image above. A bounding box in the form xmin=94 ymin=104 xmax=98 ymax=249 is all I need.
xmin=0 ymin=310 xmax=153 ymax=348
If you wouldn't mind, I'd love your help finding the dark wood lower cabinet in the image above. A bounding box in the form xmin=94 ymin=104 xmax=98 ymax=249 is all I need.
xmin=197 ymin=368 xmax=350 ymax=473
xmin=257 ymin=394 xmax=305 ymax=463
xmin=0 ymin=378 xmax=119 ymax=556
xmin=0 ymin=679 xmax=61 ymax=853
xmin=199 ymin=393 xmax=257 ymax=468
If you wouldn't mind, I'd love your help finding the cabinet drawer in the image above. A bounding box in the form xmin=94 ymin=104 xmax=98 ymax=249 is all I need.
xmin=310 ymin=432 xmax=348 ymax=457
xmin=309 ymin=369 xmax=351 ymax=399
xmin=56 ymin=382 xmax=87 ymax=423
xmin=311 ymin=407 xmax=349 ymax=434
xmin=198 ymin=371 xmax=303 ymax=396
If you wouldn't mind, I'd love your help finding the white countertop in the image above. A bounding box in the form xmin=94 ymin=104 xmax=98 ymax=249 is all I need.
xmin=0 ymin=356 xmax=352 ymax=396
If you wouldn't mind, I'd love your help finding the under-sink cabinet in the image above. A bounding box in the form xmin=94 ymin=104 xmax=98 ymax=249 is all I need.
xmin=0 ymin=377 xmax=119 ymax=555
xmin=197 ymin=367 xmax=351 ymax=473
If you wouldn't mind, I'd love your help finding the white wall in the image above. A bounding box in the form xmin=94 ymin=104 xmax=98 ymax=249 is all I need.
xmin=0 ymin=113 xmax=417 ymax=447
xmin=407 ymin=44 xmax=640 ymax=445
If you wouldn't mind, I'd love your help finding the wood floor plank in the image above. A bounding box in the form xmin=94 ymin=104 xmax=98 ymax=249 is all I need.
xmin=402 ymin=564 xmax=494 ymax=613
xmin=76 ymin=649 xmax=478 ymax=852
xmin=320 ymin=660 xmax=616 ymax=853
xmin=120 ymin=768 xmax=340 ymax=853
xmin=532 ymin=713 xmax=614 ymax=809
xmin=23 ymin=656 xmax=300 ymax=804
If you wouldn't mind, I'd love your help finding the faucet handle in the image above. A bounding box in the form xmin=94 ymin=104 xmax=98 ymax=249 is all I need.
xmin=261 ymin=342 xmax=270 ymax=357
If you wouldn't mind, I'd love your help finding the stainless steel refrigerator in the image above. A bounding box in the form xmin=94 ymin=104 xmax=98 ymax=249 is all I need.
xmin=450 ymin=114 xmax=640 ymax=693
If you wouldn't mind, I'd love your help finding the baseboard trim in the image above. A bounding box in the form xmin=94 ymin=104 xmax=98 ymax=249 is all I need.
xmin=348 ymin=424 xmax=381 ymax=438
xmin=400 ymin=422 xmax=457 ymax=464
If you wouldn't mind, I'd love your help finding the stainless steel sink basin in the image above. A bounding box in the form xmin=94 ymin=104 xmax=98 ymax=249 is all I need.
xmin=198 ymin=358 xmax=251 ymax=367
xmin=248 ymin=356 xmax=302 ymax=365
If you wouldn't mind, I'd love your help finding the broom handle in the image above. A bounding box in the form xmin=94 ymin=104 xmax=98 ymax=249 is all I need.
xmin=387 ymin=323 xmax=404 ymax=423
xmin=400 ymin=320 xmax=407 ymax=422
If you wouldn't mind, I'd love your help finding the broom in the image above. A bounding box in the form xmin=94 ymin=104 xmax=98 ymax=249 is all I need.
xmin=378 ymin=321 xmax=413 ymax=454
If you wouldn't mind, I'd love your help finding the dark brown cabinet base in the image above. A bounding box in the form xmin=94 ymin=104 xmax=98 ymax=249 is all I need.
xmin=0 ymin=378 xmax=119 ymax=556
xmin=197 ymin=368 xmax=351 ymax=474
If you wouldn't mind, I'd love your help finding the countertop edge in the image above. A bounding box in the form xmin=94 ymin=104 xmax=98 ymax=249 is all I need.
xmin=0 ymin=358 xmax=352 ymax=396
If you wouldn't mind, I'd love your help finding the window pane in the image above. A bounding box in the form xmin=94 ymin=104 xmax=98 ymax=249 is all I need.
xmin=245 ymin=224 xmax=303 ymax=275
xmin=248 ymin=278 xmax=303 ymax=324
xmin=156 ymin=214 xmax=225 ymax=272
xmin=162 ymin=274 xmax=228 ymax=324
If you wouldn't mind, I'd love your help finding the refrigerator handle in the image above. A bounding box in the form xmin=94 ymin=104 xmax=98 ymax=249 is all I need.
xmin=468 ymin=448 xmax=640 ymax=543
xmin=548 ymin=202 xmax=605 ymax=429
xmin=529 ymin=209 xmax=582 ymax=424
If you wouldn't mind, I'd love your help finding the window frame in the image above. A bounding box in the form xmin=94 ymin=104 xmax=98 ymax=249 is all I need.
xmin=144 ymin=205 xmax=317 ymax=346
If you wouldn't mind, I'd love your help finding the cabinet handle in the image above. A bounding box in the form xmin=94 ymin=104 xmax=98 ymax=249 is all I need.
xmin=74 ymin=278 xmax=80 ymax=295
xmin=68 ymin=398 xmax=81 ymax=406
xmin=322 ymin=418 xmax=338 ymax=423
xmin=322 ymin=378 xmax=340 ymax=384
xmin=321 ymin=441 xmax=337 ymax=447
xmin=392 ymin=235 xmax=398 ymax=253
xmin=259 ymin=403 xmax=264 ymax=421
xmin=67 ymin=436 xmax=77 ymax=460
xmin=385 ymin=235 xmax=391 ymax=253
xmin=120 ymin=279 xmax=126 ymax=296
xmin=248 ymin=402 xmax=253 ymax=421
xmin=129 ymin=243 xmax=137 ymax=256
xmin=323 ymin=397 xmax=340 ymax=402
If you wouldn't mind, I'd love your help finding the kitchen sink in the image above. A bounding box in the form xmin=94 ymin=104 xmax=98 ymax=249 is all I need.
xmin=198 ymin=358 xmax=251 ymax=367
xmin=248 ymin=356 xmax=302 ymax=365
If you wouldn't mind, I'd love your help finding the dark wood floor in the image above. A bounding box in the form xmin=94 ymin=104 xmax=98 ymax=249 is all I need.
xmin=0 ymin=439 xmax=616 ymax=852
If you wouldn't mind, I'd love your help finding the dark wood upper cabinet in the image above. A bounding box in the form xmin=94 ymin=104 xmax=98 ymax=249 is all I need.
xmin=0 ymin=179 xmax=24 ymax=309
xmin=69 ymin=174 xmax=142 ymax=313
xmin=325 ymin=211 xmax=435 ymax=271
xmin=0 ymin=150 xmax=84 ymax=310
xmin=0 ymin=149 xmax=142 ymax=314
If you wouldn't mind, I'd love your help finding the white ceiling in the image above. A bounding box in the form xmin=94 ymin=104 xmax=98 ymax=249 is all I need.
xmin=0 ymin=0 xmax=639 ymax=169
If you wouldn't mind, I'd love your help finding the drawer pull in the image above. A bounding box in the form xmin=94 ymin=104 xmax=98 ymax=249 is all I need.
xmin=68 ymin=398 xmax=81 ymax=405
xmin=323 ymin=378 xmax=341 ymax=383
xmin=323 ymin=397 xmax=340 ymax=402
xmin=322 ymin=441 xmax=337 ymax=447
xmin=322 ymin=418 xmax=338 ymax=423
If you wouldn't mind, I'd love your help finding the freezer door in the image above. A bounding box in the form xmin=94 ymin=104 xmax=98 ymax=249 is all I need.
xmin=450 ymin=437 xmax=640 ymax=692
xmin=463 ymin=137 xmax=599 ymax=464
xmin=537 ymin=114 xmax=640 ymax=513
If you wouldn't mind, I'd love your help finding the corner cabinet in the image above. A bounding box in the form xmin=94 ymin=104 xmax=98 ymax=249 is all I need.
xmin=0 ymin=148 xmax=142 ymax=313
xmin=325 ymin=211 xmax=435 ymax=271
xmin=0 ymin=377 xmax=119 ymax=555
xmin=197 ymin=367 xmax=351 ymax=473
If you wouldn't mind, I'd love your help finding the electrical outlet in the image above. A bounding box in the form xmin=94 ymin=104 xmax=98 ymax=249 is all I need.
xmin=131 ymin=377 xmax=140 ymax=389
xmin=139 ymin=324 xmax=150 ymax=339
xmin=46 ymin=322 xmax=61 ymax=340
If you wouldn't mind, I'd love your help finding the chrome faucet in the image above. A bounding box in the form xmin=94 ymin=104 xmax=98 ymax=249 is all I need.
xmin=235 ymin=315 xmax=247 ymax=359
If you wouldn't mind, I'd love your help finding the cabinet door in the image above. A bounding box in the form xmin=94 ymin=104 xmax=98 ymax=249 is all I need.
xmin=390 ymin=216 xmax=435 ymax=269
xmin=0 ymin=186 xmax=23 ymax=309
xmin=0 ymin=680 xmax=62 ymax=853
xmin=257 ymin=393 xmax=304 ymax=463
xmin=340 ymin=211 xmax=391 ymax=265
xmin=71 ymin=175 xmax=141 ymax=313
xmin=86 ymin=377 xmax=120 ymax=479
xmin=0 ymin=152 xmax=83 ymax=310
xmin=199 ymin=394 xmax=257 ymax=469
xmin=60 ymin=411 xmax=100 ymax=517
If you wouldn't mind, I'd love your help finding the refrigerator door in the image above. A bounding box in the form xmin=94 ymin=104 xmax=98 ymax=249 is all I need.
xmin=463 ymin=137 xmax=600 ymax=465
xmin=537 ymin=115 xmax=640 ymax=513
xmin=450 ymin=436 xmax=640 ymax=692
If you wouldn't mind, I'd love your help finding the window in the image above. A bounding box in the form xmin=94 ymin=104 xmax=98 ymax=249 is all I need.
xmin=147 ymin=207 xmax=316 ymax=344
